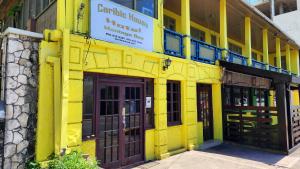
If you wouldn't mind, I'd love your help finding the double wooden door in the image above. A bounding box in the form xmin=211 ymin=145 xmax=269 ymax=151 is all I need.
xmin=96 ymin=80 xmax=144 ymax=168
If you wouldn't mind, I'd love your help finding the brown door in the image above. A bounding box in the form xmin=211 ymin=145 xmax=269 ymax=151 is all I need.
xmin=96 ymin=80 xmax=144 ymax=169
xmin=197 ymin=84 xmax=214 ymax=141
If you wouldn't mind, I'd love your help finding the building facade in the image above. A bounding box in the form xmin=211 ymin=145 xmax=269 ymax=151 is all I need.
xmin=1 ymin=0 xmax=300 ymax=169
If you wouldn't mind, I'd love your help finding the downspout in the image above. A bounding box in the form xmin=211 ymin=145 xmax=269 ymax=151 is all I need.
xmin=60 ymin=29 xmax=70 ymax=154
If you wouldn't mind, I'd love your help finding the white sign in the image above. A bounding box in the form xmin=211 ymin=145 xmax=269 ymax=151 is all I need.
xmin=90 ymin=0 xmax=154 ymax=51
xmin=146 ymin=97 xmax=152 ymax=109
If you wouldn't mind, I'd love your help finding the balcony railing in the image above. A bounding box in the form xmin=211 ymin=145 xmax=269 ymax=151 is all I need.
xmin=269 ymin=65 xmax=280 ymax=72
xmin=252 ymin=60 xmax=266 ymax=70
xmin=191 ymin=38 xmax=221 ymax=64
xmin=282 ymin=69 xmax=290 ymax=75
xmin=164 ymin=29 xmax=184 ymax=58
xmin=228 ymin=51 xmax=247 ymax=66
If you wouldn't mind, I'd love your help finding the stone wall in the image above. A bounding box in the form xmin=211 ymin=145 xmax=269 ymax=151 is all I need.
xmin=0 ymin=29 xmax=41 ymax=169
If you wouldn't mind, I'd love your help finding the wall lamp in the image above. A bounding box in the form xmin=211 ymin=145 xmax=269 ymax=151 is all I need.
xmin=163 ymin=58 xmax=172 ymax=71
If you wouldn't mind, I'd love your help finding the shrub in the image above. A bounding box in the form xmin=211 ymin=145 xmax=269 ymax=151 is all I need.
xmin=48 ymin=151 xmax=98 ymax=169
xmin=26 ymin=151 xmax=98 ymax=169
xmin=25 ymin=160 xmax=41 ymax=169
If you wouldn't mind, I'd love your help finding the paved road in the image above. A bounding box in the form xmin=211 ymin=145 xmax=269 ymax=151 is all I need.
xmin=135 ymin=144 xmax=300 ymax=169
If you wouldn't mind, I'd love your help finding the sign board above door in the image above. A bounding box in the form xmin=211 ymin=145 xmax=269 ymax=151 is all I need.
xmin=90 ymin=0 xmax=154 ymax=51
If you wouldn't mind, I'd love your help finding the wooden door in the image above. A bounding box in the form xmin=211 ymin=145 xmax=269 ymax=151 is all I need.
xmin=197 ymin=84 xmax=214 ymax=141
xmin=96 ymin=80 xmax=144 ymax=168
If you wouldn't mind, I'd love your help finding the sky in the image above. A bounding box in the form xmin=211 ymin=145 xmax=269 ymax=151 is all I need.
xmin=245 ymin=0 xmax=261 ymax=5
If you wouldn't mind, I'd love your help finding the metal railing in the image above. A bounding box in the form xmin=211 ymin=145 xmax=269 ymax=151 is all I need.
xmin=191 ymin=38 xmax=221 ymax=64
xmin=227 ymin=51 xmax=247 ymax=65
xmin=164 ymin=29 xmax=184 ymax=58
xmin=252 ymin=59 xmax=266 ymax=70
xmin=269 ymin=65 xmax=280 ymax=72
xmin=282 ymin=69 xmax=290 ymax=75
xmin=163 ymin=29 xmax=298 ymax=77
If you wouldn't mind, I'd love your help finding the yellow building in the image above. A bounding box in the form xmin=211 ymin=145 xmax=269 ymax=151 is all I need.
xmin=34 ymin=0 xmax=300 ymax=168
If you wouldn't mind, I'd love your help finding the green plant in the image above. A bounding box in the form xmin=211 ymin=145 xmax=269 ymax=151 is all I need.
xmin=48 ymin=151 xmax=99 ymax=169
xmin=8 ymin=5 xmax=22 ymax=16
xmin=25 ymin=160 xmax=41 ymax=169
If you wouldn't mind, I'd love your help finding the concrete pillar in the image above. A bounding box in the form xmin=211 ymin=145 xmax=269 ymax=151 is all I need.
xmin=181 ymin=0 xmax=191 ymax=59
xmin=296 ymin=50 xmax=300 ymax=76
xmin=286 ymin=44 xmax=291 ymax=72
xmin=212 ymin=83 xmax=223 ymax=141
xmin=154 ymin=78 xmax=169 ymax=159
xmin=182 ymin=81 xmax=197 ymax=150
xmin=220 ymin=0 xmax=228 ymax=59
xmin=276 ymin=37 xmax=282 ymax=69
xmin=263 ymin=29 xmax=269 ymax=69
xmin=245 ymin=17 xmax=252 ymax=66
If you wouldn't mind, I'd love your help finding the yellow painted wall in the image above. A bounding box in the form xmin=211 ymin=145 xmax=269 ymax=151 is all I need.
xmin=167 ymin=126 xmax=184 ymax=151
xmin=145 ymin=130 xmax=155 ymax=161
xmin=197 ymin=123 xmax=204 ymax=145
xmin=81 ymin=140 xmax=96 ymax=158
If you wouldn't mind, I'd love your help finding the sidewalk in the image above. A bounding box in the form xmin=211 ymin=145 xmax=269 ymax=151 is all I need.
xmin=135 ymin=144 xmax=300 ymax=169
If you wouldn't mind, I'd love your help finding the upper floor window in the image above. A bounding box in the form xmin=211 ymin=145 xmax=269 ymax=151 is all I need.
xmin=229 ymin=43 xmax=242 ymax=55
xmin=275 ymin=0 xmax=297 ymax=15
xmin=36 ymin=0 xmax=56 ymax=17
xmin=164 ymin=15 xmax=176 ymax=31
xmin=111 ymin=0 xmax=157 ymax=18
xmin=191 ymin=27 xmax=205 ymax=42
xmin=211 ymin=35 xmax=218 ymax=46
xmin=252 ymin=52 xmax=258 ymax=61
xmin=274 ymin=57 xmax=277 ymax=67
xmin=281 ymin=55 xmax=287 ymax=70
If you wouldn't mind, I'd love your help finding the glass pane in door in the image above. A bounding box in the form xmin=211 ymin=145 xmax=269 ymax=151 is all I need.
xmin=98 ymin=85 xmax=120 ymax=164
xmin=124 ymin=87 xmax=142 ymax=158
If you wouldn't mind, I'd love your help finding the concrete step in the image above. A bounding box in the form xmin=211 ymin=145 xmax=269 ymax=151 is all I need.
xmin=199 ymin=140 xmax=222 ymax=150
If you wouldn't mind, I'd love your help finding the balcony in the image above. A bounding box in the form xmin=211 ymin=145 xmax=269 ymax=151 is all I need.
xmin=164 ymin=29 xmax=184 ymax=58
xmin=227 ymin=51 xmax=247 ymax=66
xmin=269 ymin=65 xmax=280 ymax=72
xmin=252 ymin=60 xmax=266 ymax=70
xmin=191 ymin=38 xmax=222 ymax=64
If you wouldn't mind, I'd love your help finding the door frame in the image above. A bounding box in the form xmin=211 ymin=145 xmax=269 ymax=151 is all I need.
xmin=91 ymin=74 xmax=146 ymax=168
